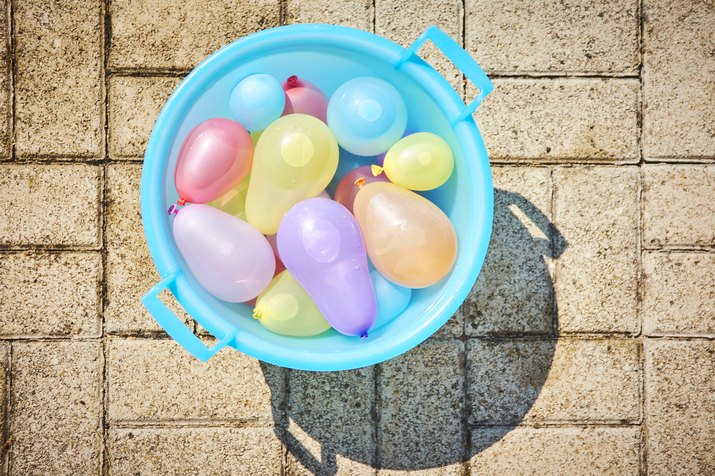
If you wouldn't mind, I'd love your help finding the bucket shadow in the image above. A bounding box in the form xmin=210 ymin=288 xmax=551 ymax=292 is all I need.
xmin=261 ymin=188 xmax=567 ymax=473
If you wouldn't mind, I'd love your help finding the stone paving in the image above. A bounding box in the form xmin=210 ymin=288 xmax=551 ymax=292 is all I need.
xmin=0 ymin=0 xmax=713 ymax=474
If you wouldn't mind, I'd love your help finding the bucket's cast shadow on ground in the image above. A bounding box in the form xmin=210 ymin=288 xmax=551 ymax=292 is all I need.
xmin=262 ymin=188 xmax=567 ymax=474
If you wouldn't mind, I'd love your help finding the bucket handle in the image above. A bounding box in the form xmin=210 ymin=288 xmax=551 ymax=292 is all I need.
xmin=398 ymin=25 xmax=494 ymax=124
xmin=142 ymin=272 xmax=237 ymax=362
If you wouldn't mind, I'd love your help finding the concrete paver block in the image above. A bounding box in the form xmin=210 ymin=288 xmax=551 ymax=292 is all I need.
xmin=0 ymin=164 xmax=101 ymax=247
xmin=0 ymin=252 xmax=101 ymax=337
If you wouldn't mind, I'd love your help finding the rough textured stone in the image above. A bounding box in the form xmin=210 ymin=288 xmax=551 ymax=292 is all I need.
xmin=462 ymin=166 xmax=554 ymax=336
xmin=106 ymin=164 xmax=162 ymax=333
xmin=14 ymin=0 xmax=102 ymax=157
xmin=376 ymin=0 xmax=464 ymax=93
xmin=109 ymin=0 xmax=280 ymax=70
xmin=0 ymin=3 xmax=10 ymax=160
xmin=474 ymin=79 xmax=639 ymax=162
xmin=109 ymin=427 xmax=282 ymax=475
xmin=643 ymin=252 xmax=715 ymax=336
xmin=286 ymin=0 xmax=373 ymax=30
xmin=286 ymin=367 xmax=375 ymax=475
xmin=0 ymin=252 xmax=101 ymax=337
xmin=645 ymin=340 xmax=715 ymax=475
xmin=107 ymin=338 xmax=283 ymax=422
xmin=0 ymin=164 xmax=102 ymax=247
xmin=466 ymin=0 xmax=639 ymax=74
xmin=0 ymin=342 xmax=7 ymax=428
xmin=470 ymin=427 xmax=640 ymax=475
xmin=377 ymin=340 xmax=464 ymax=473
xmin=109 ymin=76 xmax=181 ymax=159
xmin=468 ymin=339 xmax=639 ymax=424
xmin=643 ymin=0 xmax=715 ymax=159
xmin=554 ymin=167 xmax=639 ymax=334
xmin=643 ymin=165 xmax=715 ymax=248
xmin=10 ymin=342 xmax=102 ymax=475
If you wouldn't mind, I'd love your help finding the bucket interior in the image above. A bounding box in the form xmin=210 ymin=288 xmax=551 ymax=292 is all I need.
xmin=148 ymin=29 xmax=491 ymax=369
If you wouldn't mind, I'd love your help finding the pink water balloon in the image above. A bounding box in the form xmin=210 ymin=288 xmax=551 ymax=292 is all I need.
xmin=334 ymin=165 xmax=389 ymax=214
xmin=283 ymin=75 xmax=328 ymax=123
xmin=173 ymin=204 xmax=275 ymax=302
xmin=174 ymin=118 xmax=253 ymax=206
xmin=278 ymin=198 xmax=376 ymax=337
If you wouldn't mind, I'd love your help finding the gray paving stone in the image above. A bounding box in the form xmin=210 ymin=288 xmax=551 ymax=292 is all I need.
xmin=470 ymin=427 xmax=640 ymax=475
xmin=553 ymin=167 xmax=639 ymax=334
xmin=14 ymin=0 xmax=102 ymax=157
xmin=109 ymin=0 xmax=280 ymax=70
xmin=466 ymin=0 xmax=639 ymax=74
xmin=285 ymin=367 xmax=375 ymax=475
xmin=474 ymin=79 xmax=639 ymax=162
xmin=462 ymin=166 xmax=554 ymax=336
xmin=0 ymin=3 xmax=10 ymax=160
xmin=377 ymin=340 xmax=464 ymax=472
xmin=109 ymin=76 xmax=181 ymax=159
xmin=107 ymin=338 xmax=283 ymax=423
xmin=10 ymin=341 xmax=102 ymax=475
xmin=0 ymin=252 xmax=101 ymax=337
xmin=468 ymin=339 xmax=640 ymax=424
xmin=109 ymin=427 xmax=283 ymax=475
xmin=286 ymin=0 xmax=373 ymax=30
xmin=645 ymin=340 xmax=715 ymax=475
xmin=643 ymin=165 xmax=715 ymax=248
xmin=643 ymin=252 xmax=715 ymax=336
xmin=643 ymin=0 xmax=715 ymax=159
xmin=0 ymin=164 xmax=102 ymax=247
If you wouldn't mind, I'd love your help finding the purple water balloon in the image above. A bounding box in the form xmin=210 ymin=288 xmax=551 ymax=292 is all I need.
xmin=277 ymin=198 xmax=377 ymax=337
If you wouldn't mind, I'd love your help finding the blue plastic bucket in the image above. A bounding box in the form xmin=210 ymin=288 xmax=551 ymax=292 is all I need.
xmin=141 ymin=24 xmax=494 ymax=371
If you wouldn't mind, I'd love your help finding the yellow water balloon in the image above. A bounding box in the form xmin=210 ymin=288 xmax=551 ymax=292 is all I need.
xmin=373 ymin=132 xmax=454 ymax=191
xmin=208 ymin=174 xmax=250 ymax=220
xmin=353 ymin=181 xmax=458 ymax=288
xmin=253 ymin=270 xmax=332 ymax=337
xmin=245 ymin=114 xmax=338 ymax=234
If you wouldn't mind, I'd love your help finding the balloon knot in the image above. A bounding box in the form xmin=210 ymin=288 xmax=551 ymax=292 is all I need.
xmin=370 ymin=164 xmax=383 ymax=177
xmin=354 ymin=177 xmax=366 ymax=189
xmin=286 ymin=75 xmax=299 ymax=88
xmin=252 ymin=308 xmax=263 ymax=320
xmin=359 ymin=331 xmax=368 ymax=339
xmin=168 ymin=198 xmax=186 ymax=215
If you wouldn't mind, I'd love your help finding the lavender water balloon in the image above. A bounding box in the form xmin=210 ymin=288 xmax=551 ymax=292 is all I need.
xmin=173 ymin=204 xmax=275 ymax=302
xmin=277 ymin=198 xmax=376 ymax=337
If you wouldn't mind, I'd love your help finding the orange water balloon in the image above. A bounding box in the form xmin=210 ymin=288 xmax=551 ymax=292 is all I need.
xmin=353 ymin=182 xmax=457 ymax=288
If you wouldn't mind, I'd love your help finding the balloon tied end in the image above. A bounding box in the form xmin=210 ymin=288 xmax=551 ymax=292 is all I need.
xmin=354 ymin=177 xmax=366 ymax=189
xmin=167 ymin=198 xmax=187 ymax=215
xmin=359 ymin=331 xmax=368 ymax=339
xmin=286 ymin=75 xmax=299 ymax=88
xmin=370 ymin=164 xmax=383 ymax=177
xmin=252 ymin=308 xmax=263 ymax=320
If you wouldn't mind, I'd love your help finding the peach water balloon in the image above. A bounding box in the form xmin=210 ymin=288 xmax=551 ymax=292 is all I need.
xmin=245 ymin=114 xmax=339 ymax=234
xmin=172 ymin=118 xmax=253 ymax=208
xmin=373 ymin=132 xmax=454 ymax=191
xmin=278 ymin=198 xmax=376 ymax=337
xmin=283 ymin=75 xmax=328 ymax=122
xmin=173 ymin=205 xmax=275 ymax=302
xmin=371 ymin=269 xmax=411 ymax=329
xmin=253 ymin=270 xmax=332 ymax=337
xmin=334 ymin=165 xmax=388 ymax=214
xmin=353 ymin=182 xmax=458 ymax=288
xmin=229 ymin=74 xmax=286 ymax=131
xmin=327 ymin=77 xmax=407 ymax=156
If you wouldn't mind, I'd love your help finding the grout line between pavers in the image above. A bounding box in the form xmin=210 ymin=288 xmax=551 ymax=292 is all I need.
xmin=1 ymin=344 xmax=12 ymax=476
xmin=638 ymin=0 xmax=648 ymax=471
xmin=100 ymin=0 xmax=112 ymax=473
